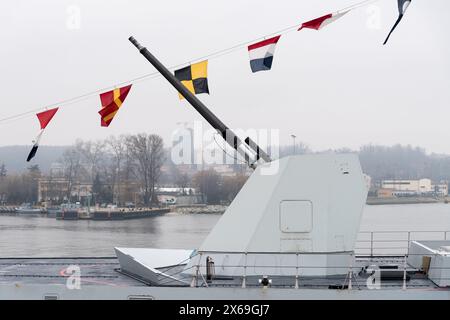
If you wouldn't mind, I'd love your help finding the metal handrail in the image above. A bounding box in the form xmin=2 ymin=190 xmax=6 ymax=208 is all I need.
xmin=177 ymin=250 xmax=450 ymax=291
xmin=184 ymin=230 xmax=450 ymax=289
xmin=358 ymin=230 xmax=450 ymax=234
xmin=356 ymin=230 xmax=450 ymax=256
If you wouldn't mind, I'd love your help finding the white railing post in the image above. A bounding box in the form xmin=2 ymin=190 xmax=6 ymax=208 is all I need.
xmin=348 ymin=253 xmax=353 ymax=290
xmin=190 ymin=252 xmax=202 ymax=288
xmin=198 ymin=268 xmax=209 ymax=288
xmin=402 ymin=255 xmax=407 ymax=290
xmin=407 ymin=232 xmax=411 ymax=255
xmin=242 ymin=252 xmax=247 ymax=288
xmin=370 ymin=232 xmax=374 ymax=258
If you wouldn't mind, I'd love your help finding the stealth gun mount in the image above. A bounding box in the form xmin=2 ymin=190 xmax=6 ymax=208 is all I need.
xmin=128 ymin=36 xmax=271 ymax=169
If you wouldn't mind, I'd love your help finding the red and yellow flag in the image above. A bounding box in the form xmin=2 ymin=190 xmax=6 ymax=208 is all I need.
xmin=98 ymin=85 xmax=132 ymax=127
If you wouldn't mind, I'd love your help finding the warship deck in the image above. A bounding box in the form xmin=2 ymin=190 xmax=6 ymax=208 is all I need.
xmin=0 ymin=256 xmax=440 ymax=289
xmin=1 ymin=256 xmax=450 ymax=300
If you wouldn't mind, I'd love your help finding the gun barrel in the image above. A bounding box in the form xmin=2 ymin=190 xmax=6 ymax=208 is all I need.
xmin=128 ymin=36 xmax=271 ymax=165
xmin=244 ymin=137 xmax=271 ymax=162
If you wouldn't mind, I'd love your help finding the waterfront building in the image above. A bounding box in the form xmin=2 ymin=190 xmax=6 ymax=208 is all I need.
xmin=381 ymin=179 xmax=448 ymax=196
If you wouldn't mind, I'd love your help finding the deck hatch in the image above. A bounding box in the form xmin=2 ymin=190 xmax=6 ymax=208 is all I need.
xmin=279 ymin=200 xmax=313 ymax=233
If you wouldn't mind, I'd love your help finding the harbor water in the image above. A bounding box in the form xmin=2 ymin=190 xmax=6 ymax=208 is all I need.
xmin=1 ymin=203 xmax=450 ymax=257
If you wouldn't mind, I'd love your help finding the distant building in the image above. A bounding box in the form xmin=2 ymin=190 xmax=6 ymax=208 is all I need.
xmin=156 ymin=187 xmax=196 ymax=194
xmin=377 ymin=188 xmax=395 ymax=198
xmin=38 ymin=178 xmax=92 ymax=203
xmin=157 ymin=194 xmax=203 ymax=206
xmin=38 ymin=178 xmax=142 ymax=205
xmin=381 ymin=179 xmax=432 ymax=195
xmin=433 ymin=182 xmax=449 ymax=197
xmin=208 ymin=164 xmax=236 ymax=177
xmin=363 ymin=174 xmax=372 ymax=191
xmin=380 ymin=179 xmax=448 ymax=196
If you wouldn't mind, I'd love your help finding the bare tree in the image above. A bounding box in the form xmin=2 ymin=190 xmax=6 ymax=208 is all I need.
xmin=0 ymin=163 xmax=7 ymax=204
xmin=221 ymin=174 xmax=248 ymax=203
xmin=175 ymin=171 xmax=190 ymax=195
xmin=61 ymin=141 xmax=83 ymax=202
xmin=106 ymin=135 xmax=127 ymax=205
xmin=79 ymin=140 xmax=106 ymax=186
xmin=0 ymin=163 xmax=6 ymax=178
xmin=126 ymin=133 xmax=165 ymax=206
xmin=122 ymin=134 xmax=137 ymax=204
xmin=192 ymin=169 xmax=221 ymax=204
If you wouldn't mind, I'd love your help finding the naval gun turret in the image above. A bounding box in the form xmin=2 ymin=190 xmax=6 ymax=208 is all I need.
xmin=129 ymin=36 xmax=270 ymax=168
xmin=118 ymin=37 xmax=368 ymax=283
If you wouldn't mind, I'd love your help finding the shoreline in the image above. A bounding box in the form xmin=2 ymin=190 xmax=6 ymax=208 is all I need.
xmin=3 ymin=200 xmax=449 ymax=217
xmin=366 ymin=197 xmax=447 ymax=205
xmin=171 ymin=204 xmax=227 ymax=214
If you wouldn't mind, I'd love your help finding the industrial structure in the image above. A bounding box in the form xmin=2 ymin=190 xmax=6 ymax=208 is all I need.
xmin=381 ymin=179 xmax=448 ymax=197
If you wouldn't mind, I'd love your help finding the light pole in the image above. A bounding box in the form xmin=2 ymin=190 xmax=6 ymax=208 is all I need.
xmin=290 ymin=134 xmax=297 ymax=155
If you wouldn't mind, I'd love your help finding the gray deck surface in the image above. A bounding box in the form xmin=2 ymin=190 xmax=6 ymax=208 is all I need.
xmin=0 ymin=256 xmax=440 ymax=290
xmin=0 ymin=257 xmax=145 ymax=287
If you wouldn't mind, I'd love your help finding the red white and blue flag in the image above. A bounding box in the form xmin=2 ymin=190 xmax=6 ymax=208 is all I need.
xmin=247 ymin=35 xmax=281 ymax=73
xmin=298 ymin=11 xmax=349 ymax=31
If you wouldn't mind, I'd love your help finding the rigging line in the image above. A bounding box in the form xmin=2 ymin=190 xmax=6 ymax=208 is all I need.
xmin=196 ymin=0 xmax=382 ymax=62
xmin=0 ymin=73 xmax=161 ymax=124
xmin=339 ymin=0 xmax=382 ymax=12
xmin=0 ymin=24 xmax=298 ymax=125
xmin=0 ymin=112 xmax=36 ymax=125
xmin=0 ymin=18 xmax=305 ymax=124
xmin=182 ymin=24 xmax=301 ymax=65
xmin=0 ymin=0 xmax=380 ymax=125
xmin=159 ymin=255 xmax=197 ymax=275
xmin=213 ymin=133 xmax=248 ymax=165
xmin=156 ymin=265 xmax=198 ymax=287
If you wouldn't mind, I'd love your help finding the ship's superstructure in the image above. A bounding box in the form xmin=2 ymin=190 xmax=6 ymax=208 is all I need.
xmin=115 ymin=153 xmax=367 ymax=285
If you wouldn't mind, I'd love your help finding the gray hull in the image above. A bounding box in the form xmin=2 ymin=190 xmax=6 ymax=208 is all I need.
xmin=2 ymin=284 xmax=450 ymax=300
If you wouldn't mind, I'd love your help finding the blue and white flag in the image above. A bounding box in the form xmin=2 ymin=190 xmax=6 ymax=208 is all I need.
xmin=247 ymin=35 xmax=281 ymax=73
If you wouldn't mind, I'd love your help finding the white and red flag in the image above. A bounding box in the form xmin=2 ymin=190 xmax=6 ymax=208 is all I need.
xmin=27 ymin=108 xmax=59 ymax=162
xmin=298 ymin=11 xmax=349 ymax=31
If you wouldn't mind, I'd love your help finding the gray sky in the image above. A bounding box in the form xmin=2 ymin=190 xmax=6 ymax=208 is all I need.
xmin=1 ymin=0 xmax=449 ymax=153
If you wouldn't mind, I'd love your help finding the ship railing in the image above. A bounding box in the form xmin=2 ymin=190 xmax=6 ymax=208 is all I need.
xmin=186 ymin=251 xmax=359 ymax=289
xmin=183 ymin=250 xmax=450 ymax=291
xmin=356 ymin=230 xmax=450 ymax=257
xmin=157 ymin=230 xmax=450 ymax=289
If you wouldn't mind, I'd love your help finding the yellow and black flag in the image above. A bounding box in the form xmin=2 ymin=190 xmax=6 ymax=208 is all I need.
xmin=174 ymin=60 xmax=209 ymax=100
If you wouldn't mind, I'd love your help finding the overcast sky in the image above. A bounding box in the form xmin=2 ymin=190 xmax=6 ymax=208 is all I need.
xmin=0 ymin=0 xmax=449 ymax=154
